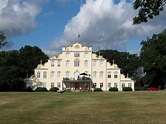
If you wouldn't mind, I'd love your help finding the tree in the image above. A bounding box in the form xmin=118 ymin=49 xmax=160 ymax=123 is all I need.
xmin=140 ymin=29 xmax=166 ymax=89
xmin=133 ymin=0 xmax=166 ymax=24
xmin=0 ymin=45 xmax=49 ymax=91
xmin=19 ymin=45 xmax=49 ymax=78
xmin=0 ymin=31 xmax=7 ymax=48
xmin=95 ymin=50 xmax=141 ymax=78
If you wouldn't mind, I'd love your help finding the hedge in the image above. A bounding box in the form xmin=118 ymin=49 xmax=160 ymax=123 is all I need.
xmin=109 ymin=87 xmax=118 ymax=92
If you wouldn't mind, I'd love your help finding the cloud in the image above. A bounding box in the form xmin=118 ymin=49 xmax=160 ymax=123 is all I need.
xmin=0 ymin=0 xmax=43 ymax=38
xmin=50 ymin=0 xmax=166 ymax=52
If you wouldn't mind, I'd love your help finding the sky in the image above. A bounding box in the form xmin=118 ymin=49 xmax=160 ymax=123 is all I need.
xmin=0 ymin=0 xmax=166 ymax=56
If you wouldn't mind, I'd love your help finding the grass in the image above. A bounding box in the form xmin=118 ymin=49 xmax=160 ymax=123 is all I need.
xmin=0 ymin=91 xmax=166 ymax=124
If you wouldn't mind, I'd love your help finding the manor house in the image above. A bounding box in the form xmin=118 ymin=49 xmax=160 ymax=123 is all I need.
xmin=27 ymin=42 xmax=134 ymax=91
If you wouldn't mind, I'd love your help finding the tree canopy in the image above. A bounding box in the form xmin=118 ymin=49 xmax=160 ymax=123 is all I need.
xmin=133 ymin=0 xmax=166 ymax=24
xmin=0 ymin=31 xmax=7 ymax=48
xmin=95 ymin=50 xmax=141 ymax=79
xmin=140 ymin=29 xmax=166 ymax=89
xmin=0 ymin=46 xmax=49 ymax=91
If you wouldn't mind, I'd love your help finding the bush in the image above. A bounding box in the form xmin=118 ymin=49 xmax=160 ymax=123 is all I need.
xmin=109 ymin=87 xmax=118 ymax=92
xmin=35 ymin=87 xmax=48 ymax=92
xmin=123 ymin=87 xmax=132 ymax=91
xmin=134 ymin=86 xmax=147 ymax=91
xmin=23 ymin=87 xmax=33 ymax=92
xmin=94 ymin=88 xmax=103 ymax=92
xmin=49 ymin=87 xmax=59 ymax=92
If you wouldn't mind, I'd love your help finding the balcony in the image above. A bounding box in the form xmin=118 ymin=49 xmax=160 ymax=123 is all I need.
xmin=63 ymin=77 xmax=91 ymax=83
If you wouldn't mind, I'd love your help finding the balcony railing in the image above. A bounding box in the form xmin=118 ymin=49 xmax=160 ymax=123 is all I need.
xmin=63 ymin=77 xmax=91 ymax=82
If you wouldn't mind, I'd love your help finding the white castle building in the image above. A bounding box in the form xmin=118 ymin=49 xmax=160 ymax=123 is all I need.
xmin=26 ymin=42 xmax=134 ymax=91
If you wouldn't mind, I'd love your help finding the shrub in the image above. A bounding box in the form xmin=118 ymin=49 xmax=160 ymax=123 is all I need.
xmin=94 ymin=88 xmax=103 ymax=92
xmin=109 ymin=87 xmax=118 ymax=92
xmin=35 ymin=87 xmax=48 ymax=92
xmin=49 ymin=87 xmax=59 ymax=92
xmin=123 ymin=87 xmax=132 ymax=91
xmin=134 ymin=86 xmax=147 ymax=91
xmin=23 ymin=87 xmax=33 ymax=92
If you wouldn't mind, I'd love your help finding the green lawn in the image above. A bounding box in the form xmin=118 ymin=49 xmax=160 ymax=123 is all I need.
xmin=0 ymin=91 xmax=166 ymax=124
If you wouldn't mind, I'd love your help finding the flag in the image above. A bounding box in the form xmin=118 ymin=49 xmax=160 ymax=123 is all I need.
xmin=78 ymin=34 xmax=80 ymax=38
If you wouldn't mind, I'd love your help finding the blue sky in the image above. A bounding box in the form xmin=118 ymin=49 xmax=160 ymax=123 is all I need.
xmin=0 ymin=0 xmax=166 ymax=56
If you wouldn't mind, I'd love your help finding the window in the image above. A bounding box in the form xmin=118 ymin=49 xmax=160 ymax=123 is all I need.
xmin=128 ymin=83 xmax=132 ymax=88
xmin=51 ymin=60 xmax=54 ymax=67
xmin=66 ymin=71 xmax=70 ymax=78
xmin=108 ymin=72 xmax=111 ymax=78
xmin=122 ymin=83 xmax=125 ymax=88
xmin=93 ymin=60 xmax=97 ymax=67
xmin=84 ymin=52 xmax=88 ymax=58
xmin=57 ymin=71 xmax=61 ymax=78
xmin=66 ymin=83 xmax=70 ymax=89
xmin=51 ymin=82 xmax=54 ymax=88
xmin=100 ymin=71 xmax=103 ymax=78
xmin=84 ymin=82 xmax=88 ymax=87
xmin=114 ymin=72 xmax=118 ymax=78
xmin=37 ymin=72 xmax=40 ymax=78
xmin=66 ymin=60 xmax=70 ymax=67
xmin=100 ymin=60 xmax=104 ymax=67
xmin=57 ymin=60 xmax=61 ymax=67
xmin=74 ymin=52 xmax=80 ymax=57
xmin=43 ymin=82 xmax=46 ymax=88
xmin=93 ymin=83 xmax=97 ymax=88
xmin=57 ymin=82 xmax=61 ymax=88
xmin=66 ymin=52 xmax=70 ymax=57
xmin=43 ymin=71 xmax=47 ymax=78
xmin=100 ymin=83 xmax=103 ymax=88
xmin=37 ymin=82 xmax=41 ymax=87
xmin=93 ymin=71 xmax=97 ymax=78
xmin=114 ymin=83 xmax=117 ymax=88
xmin=74 ymin=59 xmax=80 ymax=67
xmin=84 ymin=60 xmax=88 ymax=67
xmin=108 ymin=83 xmax=111 ymax=88
xmin=51 ymin=71 xmax=54 ymax=78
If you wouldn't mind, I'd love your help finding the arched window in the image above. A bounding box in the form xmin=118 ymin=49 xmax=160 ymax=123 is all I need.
xmin=43 ymin=71 xmax=47 ymax=78
xmin=84 ymin=60 xmax=88 ymax=67
xmin=74 ymin=59 xmax=80 ymax=67
xmin=100 ymin=71 xmax=103 ymax=78
xmin=51 ymin=60 xmax=54 ymax=67
xmin=57 ymin=60 xmax=61 ymax=67
xmin=84 ymin=52 xmax=88 ymax=58
xmin=100 ymin=60 xmax=104 ymax=67
xmin=108 ymin=72 xmax=111 ymax=78
xmin=66 ymin=52 xmax=70 ymax=57
xmin=66 ymin=60 xmax=70 ymax=67
xmin=57 ymin=71 xmax=61 ymax=78
xmin=93 ymin=71 xmax=97 ymax=78
xmin=114 ymin=71 xmax=118 ymax=78
xmin=37 ymin=72 xmax=40 ymax=78
xmin=51 ymin=71 xmax=54 ymax=78
xmin=93 ymin=60 xmax=97 ymax=67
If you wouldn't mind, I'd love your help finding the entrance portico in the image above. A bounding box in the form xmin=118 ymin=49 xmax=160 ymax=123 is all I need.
xmin=63 ymin=77 xmax=92 ymax=91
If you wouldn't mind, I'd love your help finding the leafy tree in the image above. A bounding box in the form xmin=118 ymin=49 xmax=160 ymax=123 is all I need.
xmin=96 ymin=50 xmax=141 ymax=78
xmin=0 ymin=45 xmax=49 ymax=91
xmin=140 ymin=29 xmax=166 ymax=89
xmin=0 ymin=31 xmax=7 ymax=48
xmin=133 ymin=0 xmax=166 ymax=24
xmin=19 ymin=45 xmax=49 ymax=78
